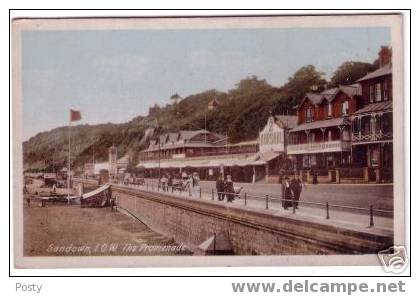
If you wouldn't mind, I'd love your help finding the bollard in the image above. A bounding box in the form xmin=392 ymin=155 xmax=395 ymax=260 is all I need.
xmin=326 ymin=202 xmax=330 ymax=219
xmin=292 ymin=202 xmax=296 ymax=214
xmin=369 ymin=205 xmax=374 ymax=227
xmin=265 ymin=194 xmax=269 ymax=210
xmin=244 ymin=192 xmax=247 ymax=206
xmin=199 ymin=187 xmax=202 ymax=198
xmin=212 ymin=188 xmax=214 ymax=200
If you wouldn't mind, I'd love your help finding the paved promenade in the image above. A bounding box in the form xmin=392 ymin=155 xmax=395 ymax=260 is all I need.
xmin=114 ymin=181 xmax=393 ymax=234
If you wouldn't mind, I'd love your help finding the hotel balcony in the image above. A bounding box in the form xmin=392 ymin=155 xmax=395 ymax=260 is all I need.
xmin=351 ymin=131 xmax=392 ymax=145
xmin=287 ymin=140 xmax=351 ymax=155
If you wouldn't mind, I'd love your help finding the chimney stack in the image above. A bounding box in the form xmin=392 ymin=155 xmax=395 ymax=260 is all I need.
xmin=378 ymin=46 xmax=392 ymax=67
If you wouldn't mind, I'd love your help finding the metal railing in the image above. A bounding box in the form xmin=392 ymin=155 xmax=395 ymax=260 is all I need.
xmin=110 ymin=179 xmax=393 ymax=228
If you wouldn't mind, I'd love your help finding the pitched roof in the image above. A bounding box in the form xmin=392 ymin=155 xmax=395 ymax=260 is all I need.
xmin=339 ymin=84 xmax=362 ymax=97
xmin=274 ymin=115 xmax=298 ymax=129
xmin=144 ymin=130 xmax=226 ymax=152
xmin=305 ymin=93 xmax=324 ymax=105
xmin=179 ymin=130 xmax=207 ymax=140
xmin=354 ymin=101 xmax=392 ymax=115
xmin=301 ymin=84 xmax=360 ymax=108
xmin=290 ymin=117 xmax=351 ymax=132
xmin=357 ymin=63 xmax=392 ymax=82
xmin=227 ymin=139 xmax=258 ymax=147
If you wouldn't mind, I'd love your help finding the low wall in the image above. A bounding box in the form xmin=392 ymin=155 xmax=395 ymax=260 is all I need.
xmin=110 ymin=185 xmax=393 ymax=255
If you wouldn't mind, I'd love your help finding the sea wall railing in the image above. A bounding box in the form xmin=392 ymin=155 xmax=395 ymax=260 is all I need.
xmin=109 ymin=179 xmax=393 ymax=228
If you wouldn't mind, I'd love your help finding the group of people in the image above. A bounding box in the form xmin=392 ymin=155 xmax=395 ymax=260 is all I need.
xmin=281 ymin=174 xmax=304 ymax=210
xmin=181 ymin=172 xmax=201 ymax=197
xmin=157 ymin=171 xmax=304 ymax=210
xmin=215 ymin=174 xmax=236 ymax=202
xmin=158 ymin=171 xmax=202 ymax=198
xmin=159 ymin=174 xmax=174 ymax=192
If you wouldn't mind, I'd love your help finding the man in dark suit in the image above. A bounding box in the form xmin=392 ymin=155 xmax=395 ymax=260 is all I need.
xmin=291 ymin=174 xmax=303 ymax=209
xmin=216 ymin=175 xmax=225 ymax=201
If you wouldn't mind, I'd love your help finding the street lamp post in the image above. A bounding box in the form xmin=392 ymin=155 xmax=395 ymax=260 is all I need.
xmin=157 ymin=127 xmax=161 ymax=180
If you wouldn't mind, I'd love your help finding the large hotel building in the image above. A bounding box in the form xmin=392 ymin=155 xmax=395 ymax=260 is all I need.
xmin=90 ymin=47 xmax=393 ymax=184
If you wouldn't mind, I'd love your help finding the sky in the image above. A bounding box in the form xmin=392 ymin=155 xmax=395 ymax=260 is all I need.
xmin=22 ymin=27 xmax=390 ymax=140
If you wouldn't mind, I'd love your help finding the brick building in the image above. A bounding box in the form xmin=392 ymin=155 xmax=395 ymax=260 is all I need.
xmin=351 ymin=47 xmax=393 ymax=182
xmin=287 ymin=85 xmax=361 ymax=169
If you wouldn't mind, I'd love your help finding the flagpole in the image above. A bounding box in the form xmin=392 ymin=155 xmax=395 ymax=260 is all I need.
xmin=68 ymin=117 xmax=71 ymax=204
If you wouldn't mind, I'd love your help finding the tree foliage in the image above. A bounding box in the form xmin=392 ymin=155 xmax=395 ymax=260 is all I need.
xmin=329 ymin=61 xmax=378 ymax=87
xmin=23 ymin=59 xmax=379 ymax=171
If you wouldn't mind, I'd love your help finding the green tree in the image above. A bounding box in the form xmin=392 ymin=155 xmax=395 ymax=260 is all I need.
xmin=329 ymin=61 xmax=378 ymax=87
xmin=280 ymin=65 xmax=327 ymax=106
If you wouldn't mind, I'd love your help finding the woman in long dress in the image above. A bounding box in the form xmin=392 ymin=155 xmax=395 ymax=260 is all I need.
xmin=282 ymin=176 xmax=293 ymax=210
xmin=225 ymin=175 xmax=235 ymax=202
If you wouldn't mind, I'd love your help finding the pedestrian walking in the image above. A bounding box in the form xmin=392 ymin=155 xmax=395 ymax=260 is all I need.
xmin=312 ymin=168 xmax=318 ymax=184
xmin=160 ymin=175 xmax=168 ymax=191
xmin=192 ymin=172 xmax=200 ymax=198
xmin=225 ymin=175 xmax=235 ymax=202
xmin=282 ymin=176 xmax=293 ymax=210
xmin=186 ymin=175 xmax=193 ymax=196
xmin=291 ymin=174 xmax=303 ymax=209
xmin=168 ymin=174 xmax=174 ymax=192
xmin=216 ymin=175 xmax=225 ymax=201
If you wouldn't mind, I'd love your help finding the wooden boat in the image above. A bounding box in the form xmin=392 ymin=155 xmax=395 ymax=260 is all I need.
xmin=36 ymin=193 xmax=79 ymax=207
xmin=81 ymin=184 xmax=111 ymax=207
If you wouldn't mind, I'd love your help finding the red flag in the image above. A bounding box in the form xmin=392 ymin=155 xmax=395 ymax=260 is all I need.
xmin=70 ymin=109 xmax=81 ymax=122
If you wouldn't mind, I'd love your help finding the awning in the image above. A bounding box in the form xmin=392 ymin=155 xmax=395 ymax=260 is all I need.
xmin=257 ymin=150 xmax=280 ymax=162
xmin=290 ymin=117 xmax=350 ymax=132
xmin=137 ymin=154 xmax=266 ymax=169
xmin=353 ymin=101 xmax=392 ymax=115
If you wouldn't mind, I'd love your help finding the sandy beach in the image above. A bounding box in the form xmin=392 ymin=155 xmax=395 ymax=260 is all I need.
xmin=23 ymin=199 xmax=192 ymax=256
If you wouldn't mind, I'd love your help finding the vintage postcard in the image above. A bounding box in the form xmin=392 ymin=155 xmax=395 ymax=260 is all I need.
xmin=12 ymin=14 xmax=406 ymax=270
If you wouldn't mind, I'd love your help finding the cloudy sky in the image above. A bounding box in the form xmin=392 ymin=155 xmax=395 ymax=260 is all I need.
xmin=22 ymin=27 xmax=390 ymax=140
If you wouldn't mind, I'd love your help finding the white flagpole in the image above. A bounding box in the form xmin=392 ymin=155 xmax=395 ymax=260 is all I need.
xmin=67 ymin=116 xmax=71 ymax=204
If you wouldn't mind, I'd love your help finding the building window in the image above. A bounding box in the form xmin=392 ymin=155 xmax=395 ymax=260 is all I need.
xmin=383 ymin=81 xmax=389 ymax=101
xmin=369 ymin=85 xmax=375 ymax=103
xmin=310 ymin=155 xmax=317 ymax=167
xmin=375 ymin=83 xmax=382 ymax=102
xmin=305 ymin=108 xmax=313 ymax=122
xmin=328 ymin=130 xmax=332 ymax=141
xmin=341 ymin=101 xmax=349 ymax=116
xmin=328 ymin=103 xmax=332 ymax=117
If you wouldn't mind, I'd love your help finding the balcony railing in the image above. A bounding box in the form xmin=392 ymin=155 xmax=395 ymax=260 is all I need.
xmin=352 ymin=131 xmax=392 ymax=143
xmin=287 ymin=140 xmax=351 ymax=155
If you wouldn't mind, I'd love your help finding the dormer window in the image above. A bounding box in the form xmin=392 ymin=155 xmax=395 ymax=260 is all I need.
xmin=341 ymin=101 xmax=349 ymax=116
xmin=305 ymin=108 xmax=314 ymax=123
xmin=328 ymin=103 xmax=332 ymax=118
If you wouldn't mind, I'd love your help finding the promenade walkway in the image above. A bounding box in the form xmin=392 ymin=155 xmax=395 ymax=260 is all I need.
xmin=113 ymin=180 xmax=393 ymax=236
